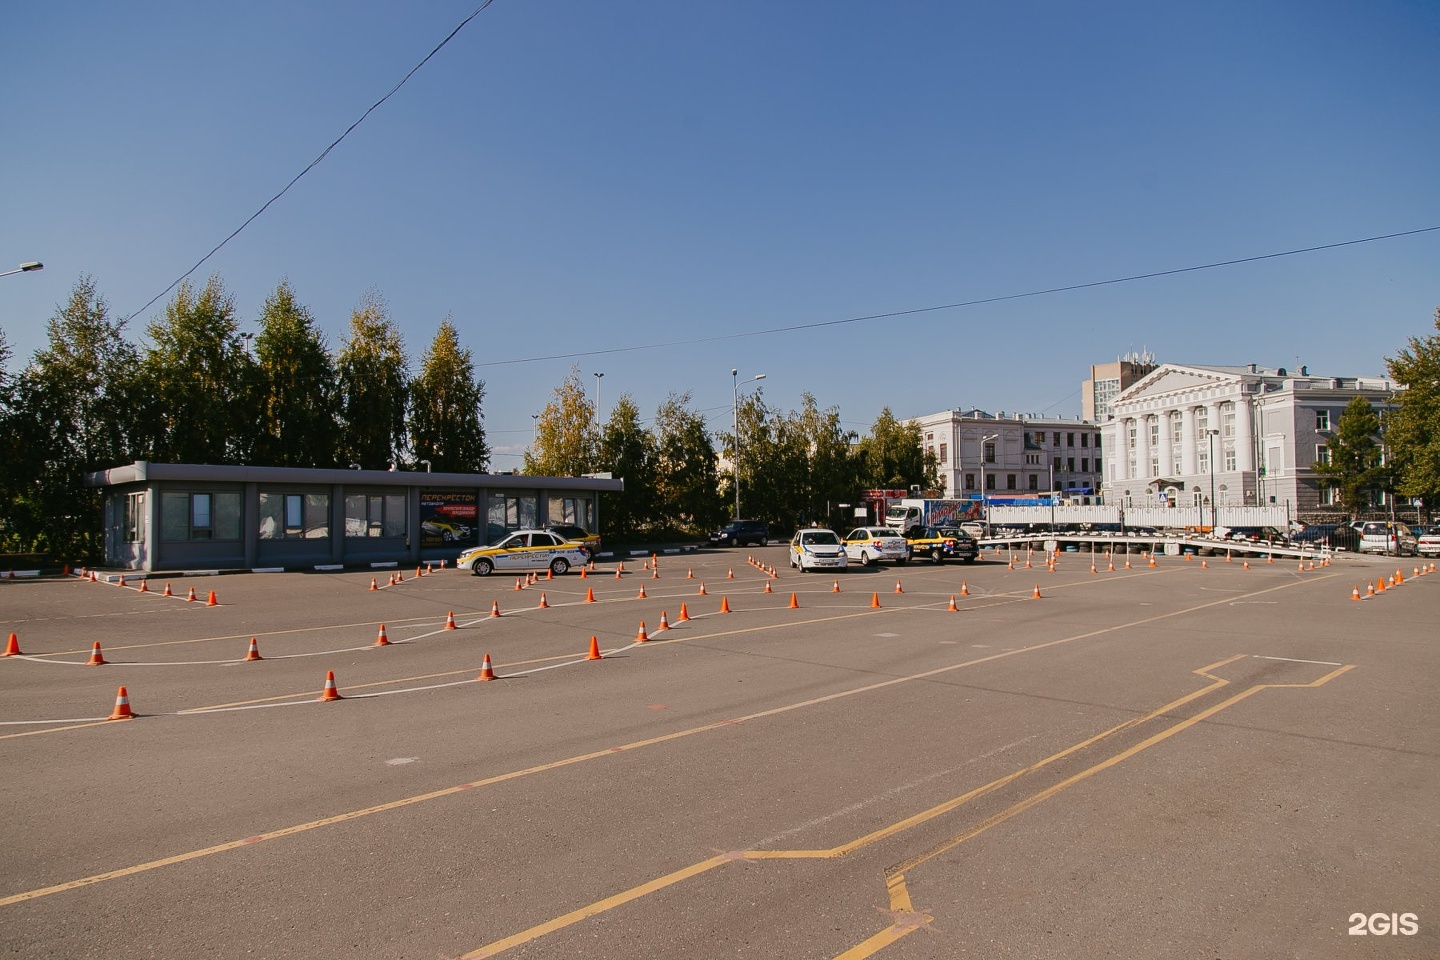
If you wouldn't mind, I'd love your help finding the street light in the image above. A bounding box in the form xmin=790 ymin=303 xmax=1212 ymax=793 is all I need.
xmin=1207 ymin=429 xmax=1220 ymax=533
xmin=0 ymin=261 xmax=43 ymax=279
xmin=979 ymin=433 xmax=999 ymax=515
xmin=732 ymin=369 xmax=766 ymax=520
xmin=592 ymin=372 xmax=604 ymax=420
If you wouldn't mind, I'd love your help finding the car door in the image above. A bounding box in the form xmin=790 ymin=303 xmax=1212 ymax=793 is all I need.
xmin=492 ymin=534 xmax=530 ymax=572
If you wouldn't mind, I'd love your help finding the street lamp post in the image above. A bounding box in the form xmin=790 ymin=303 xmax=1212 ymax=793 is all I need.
xmin=980 ymin=433 xmax=999 ymax=518
xmin=1207 ymin=429 xmax=1220 ymax=532
xmin=592 ymin=372 xmax=604 ymax=420
xmin=0 ymin=261 xmax=43 ymax=279
xmin=732 ymin=369 xmax=766 ymax=520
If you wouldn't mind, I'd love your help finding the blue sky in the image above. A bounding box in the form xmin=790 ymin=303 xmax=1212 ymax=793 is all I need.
xmin=3 ymin=1 xmax=1437 ymax=468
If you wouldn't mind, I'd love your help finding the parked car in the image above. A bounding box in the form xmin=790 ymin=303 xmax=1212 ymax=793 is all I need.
xmin=710 ymin=519 xmax=769 ymax=547
xmin=959 ymin=520 xmax=990 ymax=540
xmin=911 ymin=526 xmax=979 ymax=564
xmin=1218 ymin=526 xmax=1289 ymax=544
xmin=789 ymin=528 xmax=848 ymax=572
xmin=545 ymin=524 xmax=601 ymax=557
xmin=457 ymin=530 xmax=590 ymax=576
xmin=842 ymin=527 xmax=909 ymax=566
xmin=1358 ymin=521 xmax=1418 ymax=556
xmin=1290 ymin=523 xmax=1361 ymax=552
xmin=1417 ymin=525 xmax=1440 ymax=557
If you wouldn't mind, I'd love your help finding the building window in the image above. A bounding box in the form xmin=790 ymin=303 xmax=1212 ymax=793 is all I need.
xmin=161 ymin=491 xmax=241 ymax=542
xmin=984 ymin=442 xmax=996 ymax=463
xmin=1007 ymin=474 xmax=1017 ymax=490
xmin=1148 ymin=421 xmax=1159 ymax=446
xmin=1081 ymin=458 xmax=1089 ymax=473
xmin=1316 ymin=410 xmax=1330 ymax=432
xmin=1054 ymin=457 xmax=1062 ymax=473
xmin=1222 ymin=403 xmax=1236 ymax=438
xmin=925 ymin=432 xmax=933 ymax=442
xmin=259 ymin=492 xmax=330 ymax=540
xmin=939 ymin=442 xmax=947 ymax=463
xmin=1127 ymin=423 xmax=1136 ymax=449
xmin=345 ymin=492 xmax=408 ymax=538
xmin=1149 ymin=454 xmax=1159 ymax=477
xmin=985 ymin=473 xmax=996 ymax=490
xmin=124 ymin=492 xmax=145 ymax=542
xmin=1198 ymin=448 xmax=1209 ymax=474
xmin=1196 ymin=409 xmax=1208 ymax=433
xmin=964 ymin=473 xmax=975 ymax=491
xmin=1029 ymin=474 xmax=1039 ymax=490
xmin=1315 ymin=445 xmax=1331 ymax=465
xmin=1068 ymin=457 xmax=1076 ymax=473
xmin=1094 ymin=435 xmax=1102 ymax=453
xmin=1224 ymin=447 xmax=1237 ymax=471
xmin=1025 ymin=453 xmax=1039 ymax=465
xmin=1067 ymin=432 xmax=1076 ymax=447
xmin=1081 ymin=433 xmax=1089 ymax=448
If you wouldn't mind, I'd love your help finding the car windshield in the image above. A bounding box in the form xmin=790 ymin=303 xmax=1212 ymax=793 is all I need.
xmin=800 ymin=531 xmax=839 ymax=546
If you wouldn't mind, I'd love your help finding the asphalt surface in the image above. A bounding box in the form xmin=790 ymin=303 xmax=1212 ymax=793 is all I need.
xmin=1 ymin=546 xmax=1435 ymax=959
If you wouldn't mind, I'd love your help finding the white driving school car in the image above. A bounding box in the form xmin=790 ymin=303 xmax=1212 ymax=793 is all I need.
xmin=458 ymin=530 xmax=590 ymax=576
xmin=842 ymin=527 xmax=910 ymax=565
xmin=790 ymin=528 xmax=849 ymax=572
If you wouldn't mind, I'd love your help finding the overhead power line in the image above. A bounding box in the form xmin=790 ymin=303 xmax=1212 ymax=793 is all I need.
xmin=475 ymin=224 xmax=1440 ymax=368
xmin=124 ymin=1 xmax=498 ymax=323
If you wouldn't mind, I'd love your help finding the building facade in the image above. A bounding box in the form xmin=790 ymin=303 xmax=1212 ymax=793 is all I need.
xmin=1082 ymin=353 xmax=1158 ymax=422
xmin=916 ymin=410 xmax=1102 ymax=502
xmin=1100 ymin=364 xmax=1396 ymax=512
xmin=86 ymin=461 xmax=622 ymax=572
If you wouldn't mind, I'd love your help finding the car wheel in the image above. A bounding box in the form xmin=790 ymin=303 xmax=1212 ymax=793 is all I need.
xmin=728 ymin=536 xmax=738 ymax=547
xmin=897 ymin=556 xmax=908 ymax=565
xmin=759 ymin=537 xmax=768 ymax=547
xmin=930 ymin=548 xmax=944 ymax=564
xmin=550 ymin=557 xmax=570 ymax=576
xmin=472 ymin=558 xmax=493 ymax=576
xmin=859 ymin=551 xmax=871 ymax=566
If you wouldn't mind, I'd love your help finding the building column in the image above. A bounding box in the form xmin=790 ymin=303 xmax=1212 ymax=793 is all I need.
xmin=1111 ymin=421 xmax=1128 ymax=481
xmin=1136 ymin=414 xmax=1152 ymax=482
xmin=1157 ymin=409 xmax=1174 ymax=476
xmin=1180 ymin=407 xmax=1198 ymax=477
xmin=1234 ymin=394 xmax=1255 ymax=472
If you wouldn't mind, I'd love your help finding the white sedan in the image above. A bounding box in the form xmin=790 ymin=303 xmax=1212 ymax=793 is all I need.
xmin=790 ymin=528 xmax=849 ymax=572
xmin=842 ymin=527 xmax=909 ymax=565
xmin=457 ymin=530 xmax=590 ymax=576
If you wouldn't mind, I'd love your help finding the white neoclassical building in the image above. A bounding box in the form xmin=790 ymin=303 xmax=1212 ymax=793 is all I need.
xmin=1101 ymin=363 xmax=1396 ymax=512
xmin=916 ymin=409 xmax=1102 ymax=501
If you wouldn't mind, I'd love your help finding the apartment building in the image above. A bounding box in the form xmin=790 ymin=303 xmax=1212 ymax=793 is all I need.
xmin=915 ymin=409 xmax=1102 ymax=501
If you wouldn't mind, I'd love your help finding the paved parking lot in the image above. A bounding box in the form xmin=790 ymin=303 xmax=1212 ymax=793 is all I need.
xmin=2 ymin=547 xmax=1436 ymax=958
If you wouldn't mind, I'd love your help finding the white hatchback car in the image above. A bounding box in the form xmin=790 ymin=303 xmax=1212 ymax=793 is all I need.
xmin=790 ymin=528 xmax=849 ymax=572
xmin=842 ymin=527 xmax=910 ymax=566
xmin=1357 ymin=521 xmax=1417 ymax=557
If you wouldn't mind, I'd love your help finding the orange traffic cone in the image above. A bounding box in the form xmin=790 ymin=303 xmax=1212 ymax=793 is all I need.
xmin=677 ymin=603 xmax=690 ymax=622
xmin=489 ymin=600 xmax=502 ymax=618
xmin=538 ymin=593 xmax=549 ymax=608
xmin=960 ymin=582 xmax=970 ymax=596
xmin=727 ymin=569 xmax=735 ymax=580
xmin=375 ymin=624 xmax=390 ymax=646
xmin=788 ymin=592 xmax=800 ymax=609
xmin=719 ymin=596 xmax=732 ymax=613
xmin=108 ymin=685 xmax=134 ymax=720
xmin=1376 ymin=578 xmax=1386 ymax=594
xmin=651 ymin=568 xmax=660 ymax=580
xmin=318 ymin=670 xmax=343 ymax=701
xmin=637 ymin=584 xmax=647 ymax=599
xmin=1350 ymin=586 xmax=1361 ymax=601
xmin=396 ymin=570 xmax=404 ymax=582
xmin=947 ymin=595 xmax=958 ymax=612
xmin=478 ymin=654 xmax=497 ymax=681
xmin=1396 ymin=568 xmax=1405 ymax=585
xmin=163 ymin=582 xmax=173 ymax=597
xmin=1032 ymin=584 xmax=1042 ymax=599
xmin=416 ymin=566 xmax=423 ymax=580
xmin=3 ymin=632 xmax=21 ymax=656
xmin=617 ymin=561 xmax=626 ymax=574
xmin=1200 ymin=559 xmax=1209 ymax=569
xmin=587 ymin=636 xmax=603 ymax=660
xmin=870 ymin=592 xmax=882 ymax=608
xmin=117 ymin=574 xmax=126 ymax=588
xmin=763 ymin=580 xmax=772 ymax=594
xmin=658 ymin=611 xmax=670 ymax=630
xmin=370 ymin=577 xmax=379 ymax=591
xmin=686 ymin=568 xmax=694 ymax=579
xmin=514 ymin=578 xmax=524 ymax=591
xmin=186 ymin=586 xmax=197 ymax=602
xmin=138 ymin=579 xmax=149 ymax=593
xmin=894 ymin=580 xmax=904 ymax=594
xmin=1242 ymin=560 xmax=1250 ymax=570
xmin=579 ymin=567 xmax=588 ymax=579
xmin=636 ymin=621 xmax=649 ymax=642
xmin=615 ymin=568 xmax=624 ymax=580
xmin=546 ymin=568 xmax=554 ymax=581
xmin=444 ymin=611 xmax=457 ymax=630
xmin=87 ymin=641 xmax=107 ymax=666
xmin=1147 ymin=556 xmax=1156 ymax=568
xmin=697 ymin=582 xmax=708 ymax=595
xmin=1366 ymin=583 xmax=1376 ymax=597
xmin=206 ymin=590 xmax=218 ymax=606
xmin=244 ymin=637 xmax=263 ymax=661
xmin=585 ymin=587 xmax=596 ymax=603
xmin=832 ymin=580 xmax=841 ymax=593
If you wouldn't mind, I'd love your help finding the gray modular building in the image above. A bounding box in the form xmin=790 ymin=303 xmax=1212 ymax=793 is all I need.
xmin=86 ymin=462 xmax=622 ymax=572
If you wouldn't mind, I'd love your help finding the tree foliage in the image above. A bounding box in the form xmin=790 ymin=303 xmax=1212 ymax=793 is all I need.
xmin=524 ymin=365 xmax=595 ymax=477
xmin=596 ymin=394 xmax=657 ymax=534
xmin=251 ymin=280 xmax=337 ymax=467
xmin=653 ymin=391 xmax=724 ymax=531
xmin=336 ymin=291 xmax=410 ymax=469
xmin=1312 ymin=396 xmax=1386 ymax=516
xmin=855 ymin=407 xmax=932 ymax=489
xmin=409 ymin=318 xmax=490 ymax=472
xmin=1385 ymin=306 xmax=1440 ymax=507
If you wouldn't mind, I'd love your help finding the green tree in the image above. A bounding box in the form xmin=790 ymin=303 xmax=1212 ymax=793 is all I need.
xmin=597 ymin=393 xmax=657 ymax=535
xmin=794 ymin=393 xmax=859 ymax=528
xmin=653 ymin=391 xmax=724 ymax=532
xmin=2 ymin=277 xmax=138 ymax=559
xmin=336 ymin=291 xmax=410 ymax=469
xmin=408 ymin=318 xmax=489 ymax=472
xmin=1313 ymin=396 xmax=1386 ymax=516
xmin=1385 ymin=307 xmax=1440 ymax=509
xmin=133 ymin=276 xmax=252 ymax=464
xmin=855 ymin=408 xmax=932 ymax=489
xmin=524 ymin=366 xmax=595 ymax=476
xmin=250 ymin=280 xmax=338 ymax=467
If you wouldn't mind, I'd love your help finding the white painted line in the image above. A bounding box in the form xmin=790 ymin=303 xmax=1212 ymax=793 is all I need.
xmin=1252 ymin=655 xmax=1344 ymax=666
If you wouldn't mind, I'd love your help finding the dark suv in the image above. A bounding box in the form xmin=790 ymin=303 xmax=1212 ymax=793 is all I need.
xmin=710 ymin=519 xmax=769 ymax=547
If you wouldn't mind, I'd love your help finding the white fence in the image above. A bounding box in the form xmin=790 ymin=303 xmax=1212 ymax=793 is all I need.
xmin=987 ymin=505 xmax=1292 ymax=529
